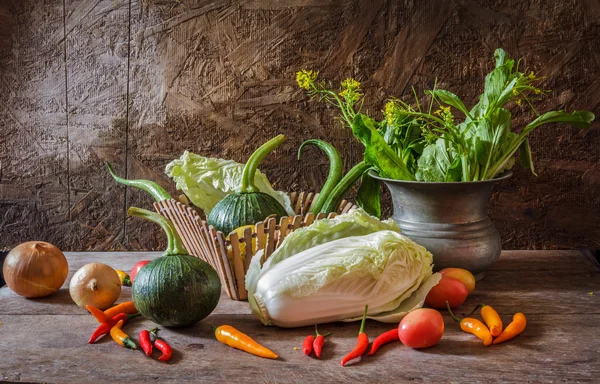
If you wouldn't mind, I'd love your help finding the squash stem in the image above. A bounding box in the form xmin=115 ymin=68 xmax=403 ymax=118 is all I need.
xmin=107 ymin=162 xmax=172 ymax=202
xmin=241 ymin=135 xmax=286 ymax=193
xmin=298 ymin=139 xmax=343 ymax=213
xmin=128 ymin=207 xmax=188 ymax=256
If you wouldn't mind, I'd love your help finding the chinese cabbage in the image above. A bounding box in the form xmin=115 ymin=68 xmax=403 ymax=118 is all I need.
xmin=247 ymin=228 xmax=439 ymax=328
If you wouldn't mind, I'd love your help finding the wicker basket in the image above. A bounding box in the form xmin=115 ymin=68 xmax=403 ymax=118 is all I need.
xmin=154 ymin=192 xmax=356 ymax=301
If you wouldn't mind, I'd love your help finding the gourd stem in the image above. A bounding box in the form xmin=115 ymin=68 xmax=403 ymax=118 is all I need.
xmin=241 ymin=135 xmax=286 ymax=193
xmin=128 ymin=207 xmax=188 ymax=256
xmin=107 ymin=162 xmax=172 ymax=202
xmin=298 ymin=139 xmax=343 ymax=213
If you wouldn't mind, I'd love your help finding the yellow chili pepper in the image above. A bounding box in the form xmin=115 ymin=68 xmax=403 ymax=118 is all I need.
xmin=480 ymin=305 xmax=503 ymax=337
xmin=214 ymin=325 xmax=278 ymax=359
xmin=468 ymin=304 xmax=503 ymax=337
xmin=110 ymin=319 xmax=137 ymax=349
xmin=115 ymin=270 xmax=131 ymax=286
xmin=492 ymin=312 xmax=526 ymax=344
xmin=447 ymin=302 xmax=492 ymax=346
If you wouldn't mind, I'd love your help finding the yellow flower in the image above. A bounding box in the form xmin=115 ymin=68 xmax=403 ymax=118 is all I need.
xmin=527 ymin=71 xmax=538 ymax=81
xmin=341 ymin=78 xmax=360 ymax=90
xmin=516 ymin=99 xmax=522 ymax=106
xmin=296 ymin=70 xmax=318 ymax=90
xmin=385 ymin=101 xmax=397 ymax=125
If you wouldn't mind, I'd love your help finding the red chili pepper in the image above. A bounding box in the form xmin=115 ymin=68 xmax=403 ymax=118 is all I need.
xmin=139 ymin=329 xmax=153 ymax=356
xmin=88 ymin=313 xmax=140 ymax=344
xmin=150 ymin=328 xmax=173 ymax=362
xmin=341 ymin=305 xmax=369 ymax=367
xmin=302 ymin=335 xmax=314 ymax=356
xmin=312 ymin=325 xmax=331 ymax=359
xmin=367 ymin=328 xmax=399 ymax=356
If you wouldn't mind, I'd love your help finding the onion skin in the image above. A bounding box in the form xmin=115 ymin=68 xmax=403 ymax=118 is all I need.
xmin=69 ymin=263 xmax=122 ymax=309
xmin=3 ymin=241 xmax=68 ymax=298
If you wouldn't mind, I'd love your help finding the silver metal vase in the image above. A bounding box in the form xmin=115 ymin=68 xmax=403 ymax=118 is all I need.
xmin=369 ymin=171 xmax=512 ymax=279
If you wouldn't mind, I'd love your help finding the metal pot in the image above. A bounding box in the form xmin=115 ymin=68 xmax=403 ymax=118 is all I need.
xmin=369 ymin=171 xmax=512 ymax=279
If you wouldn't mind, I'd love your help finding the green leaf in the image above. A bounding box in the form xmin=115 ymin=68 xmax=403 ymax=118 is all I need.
xmin=427 ymin=89 xmax=471 ymax=118
xmin=351 ymin=114 xmax=415 ymax=180
xmin=356 ymin=171 xmax=381 ymax=218
xmin=522 ymin=110 xmax=595 ymax=136
xmin=415 ymin=138 xmax=458 ymax=182
xmin=518 ymin=138 xmax=537 ymax=176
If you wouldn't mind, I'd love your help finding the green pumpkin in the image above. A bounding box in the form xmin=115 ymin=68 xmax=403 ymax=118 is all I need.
xmin=128 ymin=207 xmax=221 ymax=327
xmin=208 ymin=135 xmax=288 ymax=234
xmin=208 ymin=192 xmax=287 ymax=235
xmin=132 ymin=255 xmax=220 ymax=327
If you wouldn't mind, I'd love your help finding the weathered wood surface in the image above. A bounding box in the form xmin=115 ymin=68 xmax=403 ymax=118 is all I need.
xmin=0 ymin=250 xmax=599 ymax=383
xmin=0 ymin=0 xmax=599 ymax=252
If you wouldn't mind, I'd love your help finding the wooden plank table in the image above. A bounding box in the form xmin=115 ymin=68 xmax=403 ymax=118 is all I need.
xmin=1 ymin=250 xmax=599 ymax=383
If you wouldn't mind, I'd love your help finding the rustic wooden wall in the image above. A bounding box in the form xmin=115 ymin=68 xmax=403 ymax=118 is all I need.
xmin=0 ymin=0 xmax=598 ymax=252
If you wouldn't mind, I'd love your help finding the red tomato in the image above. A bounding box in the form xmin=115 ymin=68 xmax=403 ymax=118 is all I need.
xmin=425 ymin=276 xmax=469 ymax=309
xmin=130 ymin=260 xmax=151 ymax=283
xmin=398 ymin=308 xmax=444 ymax=349
xmin=439 ymin=268 xmax=476 ymax=292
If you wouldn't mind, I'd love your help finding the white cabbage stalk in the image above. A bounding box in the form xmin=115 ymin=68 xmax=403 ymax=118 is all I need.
xmin=247 ymin=230 xmax=440 ymax=328
xmin=165 ymin=151 xmax=293 ymax=215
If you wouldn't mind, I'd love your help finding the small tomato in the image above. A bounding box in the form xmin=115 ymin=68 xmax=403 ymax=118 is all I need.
xmin=398 ymin=308 xmax=444 ymax=349
xmin=130 ymin=260 xmax=151 ymax=283
xmin=425 ymin=276 xmax=469 ymax=309
xmin=440 ymin=268 xmax=476 ymax=292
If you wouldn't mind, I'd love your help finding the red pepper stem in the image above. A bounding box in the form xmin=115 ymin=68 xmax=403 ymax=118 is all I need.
xmin=127 ymin=313 xmax=141 ymax=320
xmin=446 ymin=301 xmax=462 ymax=323
xmin=314 ymin=325 xmax=331 ymax=338
xmin=358 ymin=305 xmax=369 ymax=335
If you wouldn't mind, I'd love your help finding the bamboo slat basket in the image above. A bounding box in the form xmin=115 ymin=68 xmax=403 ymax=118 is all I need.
xmin=154 ymin=192 xmax=356 ymax=301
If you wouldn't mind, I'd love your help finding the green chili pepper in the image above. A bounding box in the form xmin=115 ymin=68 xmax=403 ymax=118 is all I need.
xmin=297 ymin=139 xmax=343 ymax=214
xmin=106 ymin=162 xmax=172 ymax=202
xmin=320 ymin=161 xmax=369 ymax=214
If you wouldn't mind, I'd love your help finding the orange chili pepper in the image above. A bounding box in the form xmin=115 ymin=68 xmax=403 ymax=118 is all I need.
xmin=110 ymin=320 xmax=137 ymax=349
xmin=214 ymin=325 xmax=278 ymax=359
xmin=86 ymin=305 xmax=109 ymax=323
xmin=104 ymin=301 xmax=137 ymax=319
xmin=468 ymin=304 xmax=503 ymax=337
xmin=492 ymin=312 xmax=526 ymax=344
xmin=87 ymin=302 xmax=138 ymax=323
xmin=447 ymin=302 xmax=492 ymax=346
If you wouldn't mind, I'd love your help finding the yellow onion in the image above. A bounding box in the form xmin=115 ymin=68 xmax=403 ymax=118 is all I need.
xmin=2 ymin=241 xmax=69 ymax=298
xmin=69 ymin=263 xmax=121 ymax=309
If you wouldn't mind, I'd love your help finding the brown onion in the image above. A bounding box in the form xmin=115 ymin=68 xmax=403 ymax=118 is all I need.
xmin=2 ymin=241 xmax=69 ymax=298
xmin=69 ymin=263 xmax=121 ymax=309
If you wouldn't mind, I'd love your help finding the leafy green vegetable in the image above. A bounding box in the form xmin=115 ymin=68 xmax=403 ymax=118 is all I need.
xmin=356 ymin=171 xmax=381 ymax=217
xmin=296 ymin=48 xmax=595 ymax=184
xmin=351 ymin=114 xmax=415 ymax=181
xmin=165 ymin=151 xmax=293 ymax=216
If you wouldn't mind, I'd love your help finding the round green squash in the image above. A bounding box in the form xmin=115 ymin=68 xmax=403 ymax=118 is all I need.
xmin=208 ymin=192 xmax=288 ymax=235
xmin=132 ymin=255 xmax=221 ymax=327
xmin=208 ymin=135 xmax=288 ymax=234
xmin=128 ymin=207 xmax=221 ymax=327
